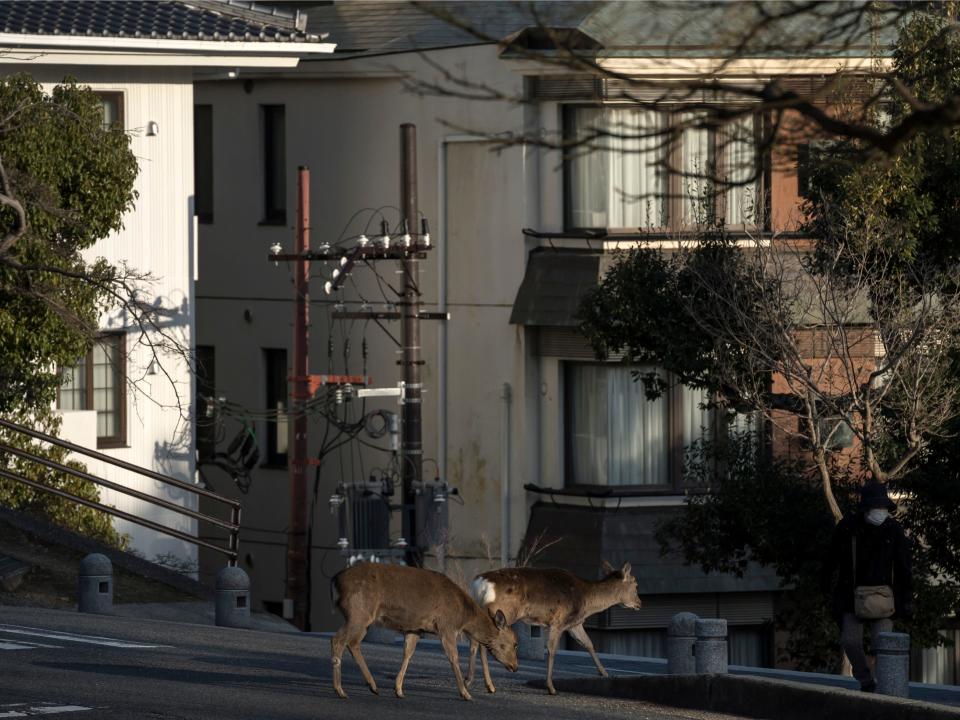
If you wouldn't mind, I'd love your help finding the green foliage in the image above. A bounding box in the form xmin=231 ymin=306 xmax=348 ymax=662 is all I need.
xmin=0 ymin=76 xmax=137 ymax=543
xmin=0 ymin=413 xmax=125 ymax=548
xmin=580 ymin=227 xmax=777 ymax=405
xmin=0 ymin=74 xmax=138 ymax=414
xmin=657 ymin=436 xmax=957 ymax=669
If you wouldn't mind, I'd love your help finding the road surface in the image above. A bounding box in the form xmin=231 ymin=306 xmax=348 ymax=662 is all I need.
xmin=0 ymin=605 xmax=752 ymax=719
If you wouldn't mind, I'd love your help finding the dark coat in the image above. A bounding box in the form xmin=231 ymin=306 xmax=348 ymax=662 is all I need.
xmin=822 ymin=513 xmax=913 ymax=623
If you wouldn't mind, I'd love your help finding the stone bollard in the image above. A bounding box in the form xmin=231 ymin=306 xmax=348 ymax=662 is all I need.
xmin=215 ymin=566 xmax=251 ymax=629
xmin=876 ymin=632 xmax=910 ymax=698
xmin=515 ymin=622 xmax=545 ymax=661
xmin=694 ymin=618 xmax=728 ymax=674
xmin=667 ymin=612 xmax=699 ymax=674
xmin=78 ymin=553 xmax=113 ymax=614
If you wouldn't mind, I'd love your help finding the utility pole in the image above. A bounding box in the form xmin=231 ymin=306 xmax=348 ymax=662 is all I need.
xmin=400 ymin=124 xmax=422 ymax=565
xmin=286 ymin=165 xmax=310 ymax=630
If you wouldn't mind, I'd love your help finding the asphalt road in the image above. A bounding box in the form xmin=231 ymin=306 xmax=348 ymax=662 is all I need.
xmin=0 ymin=605 xmax=750 ymax=720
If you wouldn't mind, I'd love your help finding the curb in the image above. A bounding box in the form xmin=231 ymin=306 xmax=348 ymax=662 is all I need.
xmin=537 ymin=674 xmax=960 ymax=720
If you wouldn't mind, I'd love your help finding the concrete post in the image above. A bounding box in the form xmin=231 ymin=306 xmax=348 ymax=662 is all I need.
xmin=78 ymin=553 xmax=113 ymax=614
xmin=694 ymin=618 xmax=728 ymax=674
xmin=667 ymin=612 xmax=698 ymax=674
xmin=515 ymin=622 xmax=545 ymax=661
xmin=876 ymin=632 xmax=910 ymax=698
xmin=215 ymin=566 xmax=251 ymax=629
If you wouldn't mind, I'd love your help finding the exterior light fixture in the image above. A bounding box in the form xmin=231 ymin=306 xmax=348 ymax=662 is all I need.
xmin=379 ymin=219 xmax=391 ymax=250
xmin=421 ymin=218 xmax=431 ymax=247
xmin=146 ymin=121 xmax=159 ymax=136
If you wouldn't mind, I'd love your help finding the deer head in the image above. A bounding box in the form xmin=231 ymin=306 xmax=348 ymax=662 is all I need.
xmin=602 ymin=560 xmax=642 ymax=610
xmin=484 ymin=609 xmax=519 ymax=672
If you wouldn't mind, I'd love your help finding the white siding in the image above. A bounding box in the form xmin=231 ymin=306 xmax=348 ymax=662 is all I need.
xmin=6 ymin=66 xmax=199 ymax=567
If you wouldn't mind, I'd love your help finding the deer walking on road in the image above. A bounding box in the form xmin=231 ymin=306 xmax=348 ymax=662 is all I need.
xmin=468 ymin=561 xmax=641 ymax=695
xmin=331 ymin=562 xmax=519 ymax=701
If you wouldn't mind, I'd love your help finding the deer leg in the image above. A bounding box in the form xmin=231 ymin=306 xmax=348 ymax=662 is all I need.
xmin=394 ymin=632 xmax=419 ymax=699
xmin=568 ymin=623 xmax=608 ymax=678
xmin=545 ymin=625 xmax=563 ymax=695
xmin=480 ymin=645 xmax=496 ymax=694
xmin=331 ymin=626 xmax=355 ymax=699
xmin=347 ymin=632 xmax=378 ymax=695
xmin=440 ymin=631 xmax=472 ymax=701
xmin=466 ymin=637 xmax=478 ymax=688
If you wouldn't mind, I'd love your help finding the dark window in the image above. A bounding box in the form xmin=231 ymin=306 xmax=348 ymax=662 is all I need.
xmin=264 ymin=348 xmax=288 ymax=466
xmin=563 ymin=106 xmax=761 ymax=232
xmin=261 ymin=105 xmax=286 ymax=225
xmin=58 ymin=334 xmax=126 ymax=448
xmin=96 ymin=92 xmax=124 ymax=129
xmin=195 ymin=345 xmax=216 ymax=462
xmin=194 ymin=104 xmax=213 ymax=224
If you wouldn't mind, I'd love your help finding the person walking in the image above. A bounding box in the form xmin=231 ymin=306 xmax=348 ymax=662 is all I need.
xmin=822 ymin=479 xmax=912 ymax=692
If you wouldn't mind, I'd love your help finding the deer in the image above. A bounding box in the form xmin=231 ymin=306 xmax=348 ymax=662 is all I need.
xmin=467 ymin=561 xmax=641 ymax=695
xmin=330 ymin=562 xmax=519 ymax=701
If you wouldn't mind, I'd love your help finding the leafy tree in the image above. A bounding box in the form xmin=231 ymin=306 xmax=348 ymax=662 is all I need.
xmin=582 ymin=9 xmax=960 ymax=667
xmin=0 ymin=75 xmax=138 ymax=543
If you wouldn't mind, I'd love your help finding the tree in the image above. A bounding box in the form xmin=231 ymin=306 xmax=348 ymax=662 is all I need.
xmin=0 ymin=75 xmax=140 ymax=543
xmin=580 ymin=8 xmax=960 ymax=667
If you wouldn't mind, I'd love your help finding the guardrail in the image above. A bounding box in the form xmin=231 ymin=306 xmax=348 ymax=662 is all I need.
xmin=0 ymin=418 xmax=241 ymax=565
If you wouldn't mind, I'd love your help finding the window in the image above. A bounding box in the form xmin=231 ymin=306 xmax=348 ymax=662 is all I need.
xmin=58 ymin=334 xmax=126 ymax=448
xmin=564 ymin=106 xmax=761 ymax=232
xmin=264 ymin=348 xmax=288 ymax=466
xmin=261 ymin=105 xmax=286 ymax=225
xmin=195 ymin=345 xmax=216 ymax=462
xmin=96 ymin=92 xmax=124 ymax=129
xmin=564 ymin=363 xmax=714 ymax=490
xmin=194 ymin=104 xmax=213 ymax=224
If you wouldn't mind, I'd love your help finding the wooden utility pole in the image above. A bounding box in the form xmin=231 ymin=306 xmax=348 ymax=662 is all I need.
xmin=286 ymin=165 xmax=310 ymax=629
xmin=400 ymin=124 xmax=422 ymax=564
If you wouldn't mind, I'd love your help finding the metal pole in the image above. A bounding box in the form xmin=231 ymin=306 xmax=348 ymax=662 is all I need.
xmin=287 ymin=166 xmax=310 ymax=629
xmin=400 ymin=124 xmax=422 ymax=564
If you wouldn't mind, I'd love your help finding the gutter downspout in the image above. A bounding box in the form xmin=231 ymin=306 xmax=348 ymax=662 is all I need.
xmin=501 ymin=382 xmax=512 ymax=568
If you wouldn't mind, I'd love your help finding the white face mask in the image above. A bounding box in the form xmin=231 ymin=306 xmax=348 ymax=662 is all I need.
xmin=866 ymin=508 xmax=889 ymax=526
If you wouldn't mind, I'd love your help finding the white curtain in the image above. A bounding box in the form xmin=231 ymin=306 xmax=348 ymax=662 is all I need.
xmin=681 ymin=385 xmax=712 ymax=449
xmin=568 ymin=365 xmax=668 ymax=486
xmin=569 ymin=108 xmax=665 ymax=228
xmin=682 ymin=113 xmax=711 ymax=225
xmin=569 ymin=107 xmax=610 ymax=228
xmin=723 ymin=115 xmax=758 ymax=225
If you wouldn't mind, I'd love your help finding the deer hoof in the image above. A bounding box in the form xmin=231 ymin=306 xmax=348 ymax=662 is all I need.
xmin=460 ymin=690 xmax=473 ymax=702
xmin=547 ymin=686 xmax=558 ymax=696
xmin=485 ymin=684 xmax=496 ymax=694
xmin=335 ymin=688 xmax=349 ymax=700
xmin=395 ymin=688 xmax=404 ymax=699
xmin=369 ymin=685 xmax=379 ymax=696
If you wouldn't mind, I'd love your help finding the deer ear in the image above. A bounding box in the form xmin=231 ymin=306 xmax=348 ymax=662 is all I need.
xmin=494 ymin=609 xmax=508 ymax=630
xmin=601 ymin=560 xmax=616 ymax=574
xmin=620 ymin=562 xmax=632 ymax=580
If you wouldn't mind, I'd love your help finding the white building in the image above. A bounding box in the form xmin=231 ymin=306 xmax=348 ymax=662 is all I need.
xmin=0 ymin=0 xmax=332 ymax=568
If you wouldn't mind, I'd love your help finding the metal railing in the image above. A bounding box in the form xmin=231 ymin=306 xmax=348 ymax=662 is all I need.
xmin=0 ymin=418 xmax=241 ymax=565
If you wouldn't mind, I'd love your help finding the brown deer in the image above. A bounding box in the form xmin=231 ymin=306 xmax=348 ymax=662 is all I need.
xmin=467 ymin=561 xmax=641 ymax=695
xmin=331 ymin=562 xmax=519 ymax=701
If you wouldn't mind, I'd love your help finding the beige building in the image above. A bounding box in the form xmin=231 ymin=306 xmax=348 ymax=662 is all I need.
xmin=194 ymin=0 xmax=902 ymax=671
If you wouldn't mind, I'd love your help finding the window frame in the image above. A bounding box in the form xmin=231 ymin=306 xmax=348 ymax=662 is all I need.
xmin=562 ymin=361 xmax=723 ymax=494
xmin=57 ymin=333 xmax=127 ymax=449
xmin=95 ymin=91 xmax=125 ymax=130
xmin=562 ymin=103 xmax=767 ymax=234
